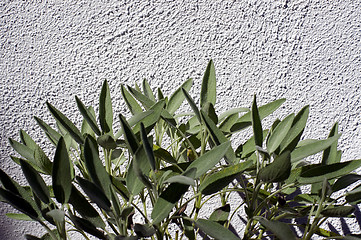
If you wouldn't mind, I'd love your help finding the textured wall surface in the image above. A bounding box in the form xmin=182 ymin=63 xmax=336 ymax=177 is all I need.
xmin=1 ymin=0 xmax=360 ymax=239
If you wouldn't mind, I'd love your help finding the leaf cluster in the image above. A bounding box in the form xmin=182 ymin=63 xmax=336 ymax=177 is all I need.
xmin=2 ymin=60 xmax=361 ymax=240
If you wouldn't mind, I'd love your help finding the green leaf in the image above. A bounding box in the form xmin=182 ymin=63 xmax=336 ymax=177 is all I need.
xmin=185 ymin=141 xmax=231 ymax=179
xmin=114 ymin=110 xmax=153 ymax=139
xmin=182 ymin=88 xmax=201 ymax=123
xmin=151 ymin=183 xmax=189 ymax=224
xmin=200 ymin=161 xmax=253 ymax=195
xmin=267 ymin=114 xmax=295 ymax=153
xmin=202 ymin=102 xmax=218 ymax=124
xmin=75 ymin=96 xmax=101 ymax=136
xmin=97 ymin=134 xmax=117 ymax=150
xmin=298 ymin=160 xmax=361 ymax=184
xmin=291 ymin=134 xmax=341 ymax=164
xmin=46 ymin=102 xmax=84 ymax=144
xmin=321 ymin=206 xmax=355 ymax=217
xmin=153 ymin=145 xmax=177 ymax=164
xmin=165 ymin=175 xmax=195 ymax=186
xmin=0 ymin=188 xmax=38 ymax=220
xmin=121 ymin=84 xmax=143 ymax=115
xmin=259 ymin=151 xmax=291 ymax=183
xmin=69 ymin=185 xmax=105 ymax=229
xmin=0 ymin=169 xmax=41 ymax=217
xmin=209 ymin=204 xmax=230 ymax=225
xmin=142 ymin=79 xmax=156 ymax=102
xmin=231 ymin=98 xmax=286 ymax=133
xmin=201 ymin=111 xmax=236 ymax=164
xmin=24 ymin=235 xmax=42 ymax=240
xmin=239 ymin=130 xmax=269 ymax=158
xmin=200 ymin=59 xmax=216 ymax=107
xmin=140 ymin=123 xmax=156 ymax=171
xmin=255 ymin=217 xmax=296 ymax=240
xmin=111 ymin=176 xmax=130 ymax=201
xmin=8 ymin=138 xmax=34 ymax=161
xmin=6 ymin=213 xmax=33 ymax=221
xmin=52 ymin=137 xmax=72 ymax=204
xmin=34 ymin=116 xmax=62 ymax=146
xmin=99 ymin=80 xmax=113 ymax=134
xmin=76 ymin=177 xmax=111 ymax=212
xmin=167 ymin=78 xmax=193 ymax=114
xmin=132 ymin=100 xmax=165 ymax=134
xmin=219 ymin=107 xmax=249 ymax=121
xmin=84 ymin=136 xmax=112 ymax=199
xmin=134 ymin=223 xmax=156 ymax=238
xmin=46 ymin=209 xmax=65 ymax=223
xmin=127 ymin=85 xmax=155 ymax=109
xmin=69 ymin=213 xmax=106 ymax=240
xmin=280 ymin=105 xmax=309 ymax=153
xmin=20 ymin=130 xmax=52 ymax=174
xmin=251 ymin=95 xmax=263 ymax=147
xmin=119 ymin=114 xmax=140 ymax=155
xmin=20 ymin=160 xmax=50 ymax=204
xmin=195 ymin=218 xmax=240 ymax=240
xmin=332 ymin=174 xmax=361 ymax=192
xmin=322 ymin=122 xmax=339 ymax=165
xmin=132 ymin=145 xmax=153 ymax=190
xmin=219 ymin=113 xmax=239 ymax=133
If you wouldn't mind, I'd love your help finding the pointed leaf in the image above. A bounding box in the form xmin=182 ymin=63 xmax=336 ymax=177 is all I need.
xmin=280 ymin=106 xmax=309 ymax=152
xmin=99 ymin=80 xmax=113 ymax=134
xmin=151 ymin=183 xmax=189 ymax=224
xmin=167 ymin=78 xmax=193 ymax=114
xmin=201 ymin=111 xmax=236 ymax=164
xmin=291 ymin=134 xmax=341 ymax=163
xmin=186 ymin=141 xmax=231 ymax=179
xmin=140 ymin=123 xmax=155 ymax=171
xmin=6 ymin=213 xmax=33 ymax=221
xmin=20 ymin=160 xmax=50 ymax=204
xmin=165 ymin=175 xmax=195 ymax=186
xmin=251 ymin=95 xmax=263 ymax=147
xmin=76 ymin=177 xmax=111 ymax=212
xmin=219 ymin=107 xmax=249 ymax=121
xmin=34 ymin=116 xmax=61 ymax=146
xmin=75 ymin=96 xmax=101 ymax=136
xmin=346 ymin=185 xmax=361 ymax=204
xmin=114 ymin=110 xmax=153 ymax=139
xmin=134 ymin=223 xmax=156 ymax=237
xmin=69 ymin=185 xmax=105 ymax=229
xmin=321 ymin=206 xmax=355 ymax=217
xmin=195 ymin=218 xmax=240 ymax=240
xmin=69 ymin=213 xmax=106 ymax=239
xmin=127 ymin=85 xmax=155 ymax=109
xmin=259 ymin=151 xmax=291 ymax=183
xmin=9 ymin=138 xmax=34 ymax=161
xmin=255 ymin=217 xmax=296 ymax=240
xmin=322 ymin=122 xmax=339 ymax=165
xmin=0 ymin=188 xmax=38 ymax=220
xmin=119 ymin=114 xmax=140 ymax=155
xmin=332 ymin=174 xmax=361 ymax=192
xmin=121 ymin=84 xmax=143 ymax=115
xmin=97 ymin=134 xmax=117 ymax=150
xmin=298 ymin=160 xmax=361 ymax=184
xmin=84 ymin=136 xmax=112 ymax=198
xmin=52 ymin=137 xmax=72 ymax=204
xmin=200 ymin=161 xmax=253 ymax=195
xmin=46 ymin=102 xmax=84 ymax=144
xmin=132 ymin=100 xmax=165 ymax=134
xmin=267 ymin=114 xmax=294 ymax=153
xmin=142 ymin=79 xmax=156 ymax=102
xmin=132 ymin=145 xmax=153 ymax=190
xmin=200 ymin=60 xmax=216 ymax=107
xmin=182 ymin=88 xmax=201 ymax=123
xmin=209 ymin=204 xmax=230 ymax=224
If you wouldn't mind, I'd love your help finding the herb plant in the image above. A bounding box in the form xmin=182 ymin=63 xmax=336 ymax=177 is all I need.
xmin=1 ymin=60 xmax=361 ymax=240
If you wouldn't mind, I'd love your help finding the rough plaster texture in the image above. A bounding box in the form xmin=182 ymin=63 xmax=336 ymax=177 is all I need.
xmin=0 ymin=0 xmax=360 ymax=239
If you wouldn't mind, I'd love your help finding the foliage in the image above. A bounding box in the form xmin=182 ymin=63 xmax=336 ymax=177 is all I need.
xmin=1 ymin=60 xmax=361 ymax=240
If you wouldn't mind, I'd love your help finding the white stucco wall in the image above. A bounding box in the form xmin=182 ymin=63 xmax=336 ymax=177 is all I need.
xmin=1 ymin=0 xmax=360 ymax=239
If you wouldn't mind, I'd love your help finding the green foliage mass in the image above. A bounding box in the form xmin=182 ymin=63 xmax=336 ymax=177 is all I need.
xmin=1 ymin=60 xmax=361 ymax=240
